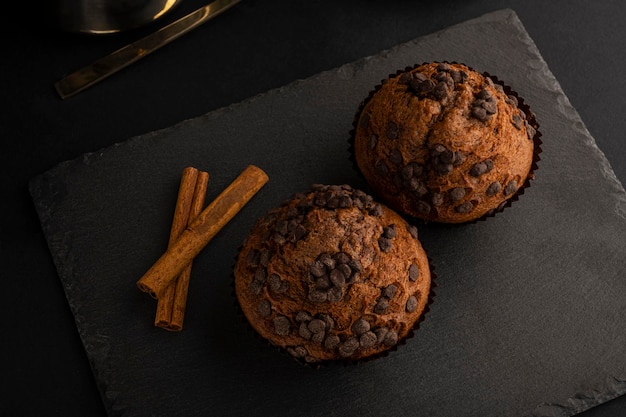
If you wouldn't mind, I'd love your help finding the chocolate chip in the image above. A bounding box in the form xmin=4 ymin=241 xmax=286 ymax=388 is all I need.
xmin=273 ymin=316 xmax=291 ymax=335
xmin=406 ymin=296 xmax=418 ymax=313
xmin=386 ymin=122 xmax=399 ymax=139
xmin=308 ymin=290 xmax=327 ymax=303
xmin=431 ymin=145 xmax=456 ymax=175
xmin=319 ymin=314 xmax=334 ymax=330
xmin=326 ymin=196 xmax=339 ymax=209
xmin=469 ymin=160 xmax=493 ymax=177
xmin=268 ymin=274 xmax=286 ymax=293
xmin=389 ymin=148 xmax=403 ymax=165
xmin=319 ymin=253 xmax=335 ymax=270
xmin=383 ymin=284 xmax=397 ymax=299
xmin=504 ymin=180 xmax=518 ymax=196
xmin=315 ymin=275 xmax=331 ymax=290
xmin=352 ymin=318 xmax=370 ymax=335
xmin=455 ymin=201 xmax=474 ymax=214
xmin=433 ymin=81 xmax=449 ymax=100
xmin=412 ymin=163 xmax=424 ymax=177
xmin=308 ymin=319 xmax=326 ymax=334
xmin=339 ymin=337 xmax=359 ymax=357
xmin=348 ymin=259 xmax=362 ymax=273
xmin=295 ymin=311 xmax=313 ymax=322
xmin=288 ymin=346 xmax=308 ymax=358
xmin=436 ymin=162 xmax=454 ymax=175
xmin=401 ymin=165 xmax=414 ymax=180
xmin=471 ymin=88 xmax=498 ymax=121
xmin=337 ymin=263 xmax=352 ymax=278
xmin=407 ymin=224 xmax=418 ymax=239
xmin=383 ymin=330 xmax=399 ymax=347
xmin=413 ymin=72 xmax=428 ymax=82
xmin=437 ymin=62 xmax=451 ymax=72
xmin=431 ymin=144 xmax=446 ymax=155
xmin=276 ymin=220 xmax=288 ymax=235
xmin=435 ymin=71 xmax=452 ymax=84
xmin=359 ymin=331 xmax=378 ymax=349
xmin=506 ymin=94 xmax=518 ymax=107
xmin=477 ymin=89 xmax=492 ymax=100
xmin=299 ymin=322 xmax=312 ymax=339
xmin=409 ymin=264 xmax=419 ymax=282
xmin=407 ymin=176 xmax=421 ymax=192
xmin=453 ymin=151 xmax=467 ymax=166
xmin=417 ymin=201 xmax=431 ymax=215
xmin=374 ymin=327 xmax=389 ymax=343
xmin=311 ymin=331 xmax=325 ymax=345
xmin=249 ymin=280 xmax=264 ymax=295
xmin=293 ymin=225 xmax=307 ymax=241
xmin=313 ymin=193 xmax=327 ymax=207
xmin=431 ymin=193 xmax=444 ymax=207
xmin=310 ymin=261 xmax=326 ymax=278
xmin=375 ymin=159 xmax=389 ymax=177
xmin=327 ymin=286 xmax=343 ymax=303
xmin=257 ymin=300 xmax=271 ymax=317
xmin=329 ymin=269 xmax=346 ymax=287
xmin=383 ymin=224 xmax=397 ymax=239
xmin=471 ymin=106 xmax=489 ymax=122
xmin=399 ymin=72 xmax=413 ymax=84
xmin=410 ymin=78 xmax=436 ymax=95
xmin=374 ymin=299 xmax=389 ymax=314
xmin=512 ymin=113 xmax=524 ymax=130
xmin=378 ymin=237 xmax=392 ymax=252
xmin=339 ymin=196 xmax=353 ymax=208
xmin=439 ymin=149 xmax=455 ymax=164
xmin=333 ymin=252 xmax=349 ymax=264
xmin=254 ymin=268 xmax=267 ymax=283
xmin=486 ymin=181 xmax=502 ymax=196
xmin=450 ymin=70 xmax=468 ymax=83
xmin=324 ymin=334 xmax=340 ymax=349
xmin=483 ymin=100 xmax=497 ymax=115
xmin=368 ymin=134 xmax=378 ymax=150
xmin=277 ymin=281 xmax=289 ymax=294
xmin=369 ymin=203 xmax=384 ymax=217
xmin=449 ymin=187 xmax=466 ymax=202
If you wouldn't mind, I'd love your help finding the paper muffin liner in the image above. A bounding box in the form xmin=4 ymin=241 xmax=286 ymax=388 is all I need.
xmin=348 ymin=61 xmax=542 ymax=225
xmin=231 ymin=222 xmax=438 ymax=369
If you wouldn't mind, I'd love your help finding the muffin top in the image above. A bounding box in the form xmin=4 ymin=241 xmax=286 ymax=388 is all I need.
xmin=234 ymin=184 xmax=431 ymax=363
xmin=352 ymin=62 xmax=538 ymax=223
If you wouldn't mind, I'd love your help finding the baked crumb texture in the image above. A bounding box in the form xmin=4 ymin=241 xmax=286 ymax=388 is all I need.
xmin=353 ymin=62 xmax=538 ymax=223
xmin=234 ymin=184 xmax=431 ymax=364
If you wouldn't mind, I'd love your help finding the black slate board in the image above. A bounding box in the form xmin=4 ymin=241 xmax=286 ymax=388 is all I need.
xmin=29 ymin=9 xmax=626 ymax=417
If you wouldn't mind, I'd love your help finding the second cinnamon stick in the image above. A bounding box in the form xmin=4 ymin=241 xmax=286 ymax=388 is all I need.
xmin=157 ymin=170 xmax=210 ymax=330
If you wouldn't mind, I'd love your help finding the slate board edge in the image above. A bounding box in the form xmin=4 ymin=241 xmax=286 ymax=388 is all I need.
xmin=27 ymin=8 xmax=626 ymax=417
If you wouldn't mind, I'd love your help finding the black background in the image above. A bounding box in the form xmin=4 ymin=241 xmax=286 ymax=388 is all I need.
xmin=3 ymin=1 xmax=625 ymax=416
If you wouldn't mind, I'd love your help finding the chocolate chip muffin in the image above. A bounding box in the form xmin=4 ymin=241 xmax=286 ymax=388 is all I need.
xmin=351 ymin=62 xmax=539 ymax=223
xmin=234 ymin=184 xmax=431 ymax=364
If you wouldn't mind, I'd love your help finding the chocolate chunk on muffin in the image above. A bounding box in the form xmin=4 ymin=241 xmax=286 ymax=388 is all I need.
xmin=234 ymin=184 xmax=431 ymax=363
xmin=351 ymin=62 xmax=540 ymax=223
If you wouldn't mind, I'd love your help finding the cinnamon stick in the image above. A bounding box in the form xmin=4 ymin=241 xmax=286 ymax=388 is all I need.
xmin=151 ymin=167 xmax=198 ymax=308
xmin=155 ymin=170 xmax=209 ymax=331
xmin=137 ymin=165 xmax=269 ymax=299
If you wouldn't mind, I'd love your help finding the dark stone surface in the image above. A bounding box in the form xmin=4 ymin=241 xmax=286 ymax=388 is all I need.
xmin=27 ymin=9 xmax=626 ymax=417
